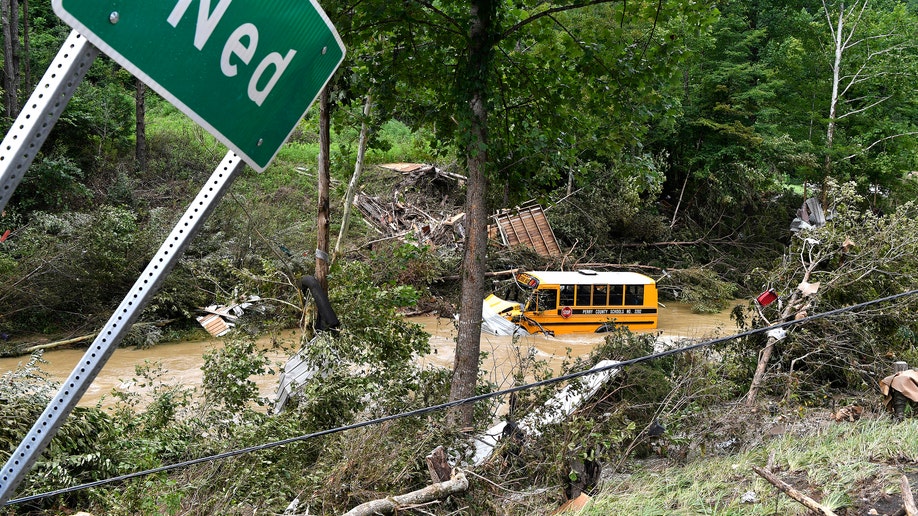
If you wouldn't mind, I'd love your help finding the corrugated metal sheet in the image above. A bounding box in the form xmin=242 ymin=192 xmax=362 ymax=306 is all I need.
xmin=491 ymin=204 xmax=562 ymax=257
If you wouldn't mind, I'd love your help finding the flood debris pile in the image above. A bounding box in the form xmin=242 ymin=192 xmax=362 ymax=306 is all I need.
xmin=352 ymin=163 xmax=469 ymax=250
xmin=355 ymin=164 xmax=564 ymax=264
xmin=354 ymin=192 xmax=467 ymax=248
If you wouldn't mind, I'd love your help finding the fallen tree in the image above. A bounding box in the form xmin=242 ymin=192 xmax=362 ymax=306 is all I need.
xmin=340 ymin=470 xmax=469 ymax=516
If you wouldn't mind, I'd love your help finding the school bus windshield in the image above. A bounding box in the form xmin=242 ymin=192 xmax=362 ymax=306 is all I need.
xmin=525 ymin=288 xmax=557 ymax=311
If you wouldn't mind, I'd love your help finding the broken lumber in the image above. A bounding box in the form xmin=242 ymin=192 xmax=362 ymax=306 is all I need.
xmin=752 ymin=465 xmax=838 ymax=516
xmin=341 ymin=470 xmax=468 ymax=516
xmin=902 ymin=475 xmax=918 ymax=516
xmin=426 ymin=446 xmax=452 ymax=484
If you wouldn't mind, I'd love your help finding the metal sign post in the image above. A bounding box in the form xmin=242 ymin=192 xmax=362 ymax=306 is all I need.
xmin=0 ymin=30 xmax=98 ymax=214
xmin=0 ymin=151 xmax=245 ymax=504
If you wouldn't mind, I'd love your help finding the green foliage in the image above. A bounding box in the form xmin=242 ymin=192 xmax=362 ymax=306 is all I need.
xmin=0 ymin=352 xmax=58 ymax=399
xmin=289 ymin=261 xmax=434 ymax=427
xmin=747 ymin=182 xmax=918 ymax=398
xmin=144 ymin=130 xmax=224 ymax=183
xmin=663 ymin=268 xmax=739 ymax=313
xmin=655 ymin=1 xmax=791 ymax=229
xmin=0 ymin=206 xmax=153 ymax=332
xmin=335 ymin=117 xmax=437 ymax=166
xmin=55 ymin=69 xmax=137 ymax=167
xmin=366 ymin=240 xmax=441 ymax=290
xmin=85 ymin=205 xmax=141 ymax=285
xmin=499 ymin=1 xmax=706 ymax=202
xmin=547 ymin=156 xmax=668 ymax=250
xmin=0 ymin=354 xmax=126 ymax=511
xmin=13 ymin=155 xmax=93 ymax=212
xmin=109 ymin=361 xmax=195 ymax=434
xmin=201 ymin=335 xmax=273 ymax=415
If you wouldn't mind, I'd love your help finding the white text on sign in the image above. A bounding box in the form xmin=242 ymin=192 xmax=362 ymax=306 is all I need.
xmin=167 ymin=0 xmax=297 ymax=106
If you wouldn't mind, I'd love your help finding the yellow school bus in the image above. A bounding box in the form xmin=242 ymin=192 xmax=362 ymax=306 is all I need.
xmin=487 ymin=269 xmax=658 ymax=335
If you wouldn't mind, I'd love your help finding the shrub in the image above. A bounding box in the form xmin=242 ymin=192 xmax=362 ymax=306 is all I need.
xmin=0 ymin=353 xmax=126 ymax=511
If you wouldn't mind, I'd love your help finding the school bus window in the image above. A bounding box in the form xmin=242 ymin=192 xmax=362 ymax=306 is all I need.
xmin=609 ymin=285 xmax=624 ymax=305
xmin=625 ymin=285 xmax=644 ymax=305
xmin=593 ymin=285 xmax=608 ymax=306
xmin=559 ymin=285 xmax=575 ymax=306
xmin=537 ymin=289 xmax=557 ymax=311
xmin=575 ymin=285 xmax=592 ymax=306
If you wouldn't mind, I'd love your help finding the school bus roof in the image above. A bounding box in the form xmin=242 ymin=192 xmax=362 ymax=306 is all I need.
xmin=518 ymin=270 xmax=655 ymax=287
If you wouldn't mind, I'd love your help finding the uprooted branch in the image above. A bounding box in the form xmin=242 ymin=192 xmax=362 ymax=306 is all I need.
xmin=341 ymin=469 xmax=469 ymax=516
xmin=752 ymin=465 xmax=838 ymax=516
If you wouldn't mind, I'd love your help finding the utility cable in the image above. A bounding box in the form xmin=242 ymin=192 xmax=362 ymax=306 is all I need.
xmin=5 ymin=288 xmax=918 ymax=506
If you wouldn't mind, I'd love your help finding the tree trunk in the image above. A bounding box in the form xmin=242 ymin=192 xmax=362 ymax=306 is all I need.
xmin=747 ymin=291 xmax=802 ymax=407
xmin=824 ymin=1 xmax=844 ymax=202
xmin=826 ymin=4 xmax=843 ymax=151
xmin=315 ymin=87 xmax=332 ymax=294
xmin=334 ymin=93 xmax=372 ymax=260
xmin=341 ymin=470 xmax=468 ymax=516
xmin=448 ymin=0 xmax=497 ymax=428
xmin=1 ymin=0 xmax=21 ymax=121
xmin=746 ymin=335 xmax=779 ymax=407
xmin=20 ymin=0 xmax=28 ymax=92
xmin=135 ymin=79 xmax=147 ymax=172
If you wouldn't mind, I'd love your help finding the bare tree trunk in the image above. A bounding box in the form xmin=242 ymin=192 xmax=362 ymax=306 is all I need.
xmin=826 ymin=2 xmax=844 ymax=153
xmin=670 ymin=173 xmax=689 ymax=229
xmin=747 ymin=291 xmax=803 ymax=407
xmin=448 ymin=0 xmax=496 ymax=428
xmin=823 ymin=0 xmax=845 ymax=203
xmin=334 ymin=93 xmax=372 ymax=260
xmin=20 ymin=0 xmax=28 ymax=92
xmin=746 ymin=335 xmax=779 ymax=407
xmin=1 ymin=0 xmax=21 ymax=121
xmin=135 ymin=79 xmax=147 ymax=172
xmin=315 ymin=87 xmax=332 ymax=294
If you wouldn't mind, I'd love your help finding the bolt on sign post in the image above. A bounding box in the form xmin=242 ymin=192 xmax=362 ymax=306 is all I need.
xmin=53 ymin=0 xmax=346 ymax=172
xmin=1 ymin=1 xmax=344 ymax=505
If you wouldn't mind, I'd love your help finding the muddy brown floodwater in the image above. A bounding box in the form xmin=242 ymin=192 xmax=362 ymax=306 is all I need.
xmin=416 ymin=300 xmax=743 ymax=390
xmin=0 ymin=301 xmax=743 ymax=409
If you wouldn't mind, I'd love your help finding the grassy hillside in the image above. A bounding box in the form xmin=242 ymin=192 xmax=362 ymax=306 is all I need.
xmin=584 ymin=404 xmax=915 ymax=516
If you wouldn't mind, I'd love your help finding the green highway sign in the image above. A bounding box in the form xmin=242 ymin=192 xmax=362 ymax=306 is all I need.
xmin=52 ymin=0 xmax=345 ymax=172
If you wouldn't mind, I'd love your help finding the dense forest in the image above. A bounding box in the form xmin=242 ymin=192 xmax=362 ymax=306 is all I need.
xmin=2 ymin=0 xmax=918 ymax=514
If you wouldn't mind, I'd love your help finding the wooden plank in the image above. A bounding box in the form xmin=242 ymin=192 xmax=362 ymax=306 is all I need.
xmin=519 ymin=208 xmax=545 ymax=255
xmin=196 ymin=314 xmax=232 ymax=337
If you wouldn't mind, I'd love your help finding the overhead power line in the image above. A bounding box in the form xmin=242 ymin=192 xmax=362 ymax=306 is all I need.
xmin=5 ymin=288 xmax=918 ymax=507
